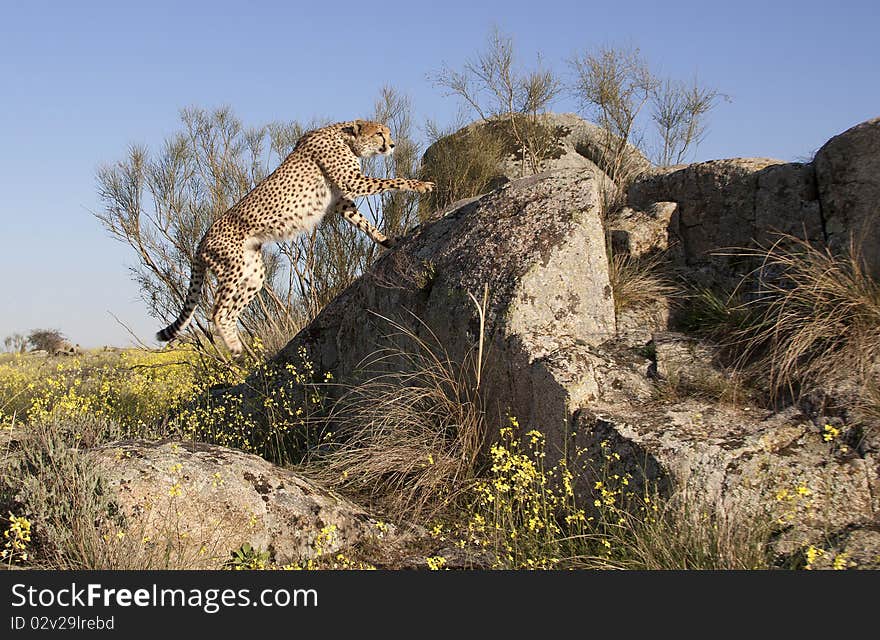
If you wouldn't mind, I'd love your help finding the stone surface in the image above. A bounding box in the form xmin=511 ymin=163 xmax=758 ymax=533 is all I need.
xmin=627 ymin=158 xmax=824 ymax=288
xmin=575 ymin=403 xmax=880 ymax=562
xmin=257 ymin=168 xmax=621 ymax=454
xmin=822 ymin=527 xmax=880 ymax=569
xmin=423 ymin=112 xmax=652 ymax=184
xmin=89 ymin=439 xmax=390 ymax=568
xmin=609 ymin=202 xmax=679 ymax=259
xmin=652 ymin=331 xmax=723 ymax=387
xmin=814 ymin=117 xmax=880 ymax=277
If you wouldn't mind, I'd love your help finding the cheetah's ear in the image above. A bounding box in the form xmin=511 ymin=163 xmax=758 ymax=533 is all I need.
xmin=341 ymin=120 xmax=364 ymax=137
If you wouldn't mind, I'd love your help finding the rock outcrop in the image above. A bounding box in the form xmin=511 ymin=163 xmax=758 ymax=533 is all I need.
xmin=619 ymin=117 xmax=880 ymax=289
xmin=270 ymin=168 xmax=630 ymax=453
xmin=814 ymin=117 xmax=880 ymax=277
xmin=625 ymin=158 xmax=824 ymax=289
xmin=576 ymin=401 xmax=879 ymax=562
xmin=233 ymin=115 xmax=880 ymax=567
xmin=423 ymin=112 xmax=652 ymax=184
xmin=89 ymin=440 xmax=391 ymax=568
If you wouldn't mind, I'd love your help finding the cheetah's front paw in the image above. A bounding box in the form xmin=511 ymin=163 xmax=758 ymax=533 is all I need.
xmin=406 ymin=180 xmax=435 ymax=194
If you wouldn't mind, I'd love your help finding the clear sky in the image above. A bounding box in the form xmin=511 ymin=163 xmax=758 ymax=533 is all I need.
xmin=1 ymin=0 xmax=878 ymax=348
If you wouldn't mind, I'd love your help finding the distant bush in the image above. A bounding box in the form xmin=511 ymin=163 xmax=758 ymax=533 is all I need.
xmin=26 ymin=329 xmax=66 ymax=353
xmin=2 ymin=333 xmax=26 ymax=354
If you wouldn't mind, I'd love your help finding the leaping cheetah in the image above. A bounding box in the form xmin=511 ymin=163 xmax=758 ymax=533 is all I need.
xmin=156 ymin=119 xmax=434 ymax=355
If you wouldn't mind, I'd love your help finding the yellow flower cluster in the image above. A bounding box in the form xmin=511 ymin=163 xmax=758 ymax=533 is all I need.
xmin=822 ymin=424 xmax=840 ymax=442
xmin=448 ymin=418 xmax=656 ymax=569
xmin=0 ymin=348 xmax=197 ymax=429
xmin=0 ymin=344 xmax=328 ymax=465
xmin=463 ymin=418 xmax=589 ymax=569
xmin=804 ymin=545 xmax=851 ymax=570
xmin=2 ymin=512 xmax=32 ymax=563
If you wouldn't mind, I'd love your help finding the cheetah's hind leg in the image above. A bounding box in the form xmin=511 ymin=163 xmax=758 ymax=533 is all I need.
xmin=210 ymin=245 xmax=266 ymax=358
xmin=211 ymin=282 xmax=244 ymax=357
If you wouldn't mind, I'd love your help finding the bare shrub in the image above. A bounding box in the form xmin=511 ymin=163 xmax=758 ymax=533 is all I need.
xmin=430 ymin=27 xmax=561 ymax=177
xmin=97 ymin=95 xmax=422 ymax=357
xmin=569 ymin=46 xmax=656 ymax=180
xmin=569 ymin=46 xmax=722 ymax=216
xmin=652 ymin=78 xmax=723 ymax=167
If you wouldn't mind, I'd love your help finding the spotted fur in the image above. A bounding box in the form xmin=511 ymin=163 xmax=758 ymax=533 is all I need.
xmin=156 ymin=120 xmax=434 ymax=354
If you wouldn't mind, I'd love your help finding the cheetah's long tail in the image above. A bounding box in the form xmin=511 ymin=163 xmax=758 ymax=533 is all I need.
xmin=156 ymin=260 xmax=206 ymax=343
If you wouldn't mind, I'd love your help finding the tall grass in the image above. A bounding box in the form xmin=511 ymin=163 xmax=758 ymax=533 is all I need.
xmin=608 ymin=251 xmax=677 ymax=315
xmin=313 ymin=291 xmax=490 ymax=520
xmin=732 ymin=235 xmax=880 ymax=400
xmin=594 ymin=488 xmax=774 ymax=570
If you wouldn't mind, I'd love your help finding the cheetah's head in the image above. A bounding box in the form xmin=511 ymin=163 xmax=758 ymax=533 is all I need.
xmin=341 ymin=120 xmax=395 ymax=158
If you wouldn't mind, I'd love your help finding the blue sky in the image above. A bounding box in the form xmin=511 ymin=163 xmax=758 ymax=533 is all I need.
xmin=1 ymin=0 xmax=878 ymax=348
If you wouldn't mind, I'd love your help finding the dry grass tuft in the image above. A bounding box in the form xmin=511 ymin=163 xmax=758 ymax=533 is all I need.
xmin=608 ymin=251 xmax=677 ymax=315
xmin=732 ymin=234 xmax=880 ymax=399
xmin=419 ymin=121 xmax=506 ymax=214
xmin=599 ymin=486 xmax=774 ymax=570
xmin=312 ymin=290 xmax=490 ymax=520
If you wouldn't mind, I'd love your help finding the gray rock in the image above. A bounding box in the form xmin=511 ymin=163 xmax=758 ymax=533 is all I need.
xmin=423 ymin=112 xmax=652 ymax=184
xmin=258 ymin=168 xmax=622 ymax=455
xmin=754 ymin=161 xmax=823 ymax=245
xmin=652 ymin=331 xmax=723 ymax=388
xmin=88 ymin=439 xmax=391 ymax=568
xmin=627 ymin=158 xmax=824 ymax=289
xmin=575 ymin=403 xmax=880 ymax=563
xmin=609 ymin=202 xmax=679 ymax=259
xmin=814 ymin=117 xmax=880 ymax=277
xmin=821 ymin=527 xmax=880 ymax=569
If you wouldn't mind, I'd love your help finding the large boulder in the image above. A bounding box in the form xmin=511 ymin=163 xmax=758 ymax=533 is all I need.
xmin=89 ymin=440 xmax=391 ymax=568
xmin=221 ymin=117 xmax=880 ymax=566
xmin=626 ymin=158 xmax=824 ymax=288
xmin=814 ymin=117 xmax=880 ymax=277
xmin=576 ymin=401 xmax=880 ymax=565
xmin=266 ymin=167 xmax=635 ymax=454
xmin=423 ymin=112 xmax=652 ymax=184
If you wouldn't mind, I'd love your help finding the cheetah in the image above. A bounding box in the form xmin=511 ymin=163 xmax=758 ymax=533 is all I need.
xmin=156 ymin=119 xmax=434 ymax=355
